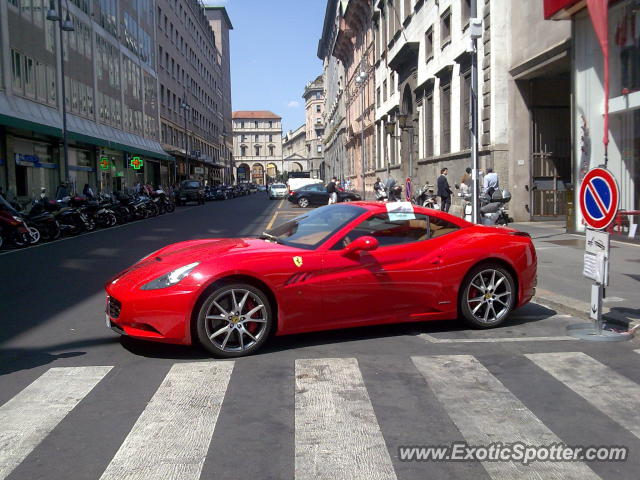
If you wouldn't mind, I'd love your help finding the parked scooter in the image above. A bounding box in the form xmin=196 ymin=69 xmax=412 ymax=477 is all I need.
xmin=71 ymin=196 xmax=117 ymax=228
xmin=414 ymin=183 xmax=440 ymax=209
xmin=479 ymin=189 xmax=512 ymax=226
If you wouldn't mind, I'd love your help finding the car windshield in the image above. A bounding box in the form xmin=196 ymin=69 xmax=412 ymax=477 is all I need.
xmin=264 ymin=204 xmax=365 ymax=250
xmin=271 ymin=184 xmax=286 ymax=189
xmin=182 ymin=181 xmax=200 ymax=189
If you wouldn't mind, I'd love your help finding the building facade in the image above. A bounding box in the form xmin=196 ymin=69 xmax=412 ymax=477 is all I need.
xmin=0 ymin=0 xmax=172 ymax=200
xmin=368 ymin=0 xmax=570 ymax=220
xmin=156 ymin=1 xmax=232 ymax=185
xmin=282 ymin=124 xmax=309 ymax=173
xmin=232 ymin=110 xmax=283 ymax=185
xmin=318 ymin=0 xmax=347 ymax=184
xmin=333 ymin=0 xmax=376 ymax=195
xmin=545 ymin=0 xmax=640 ymax=239
xmin=303 ymin=74 xmax=326 ymax=178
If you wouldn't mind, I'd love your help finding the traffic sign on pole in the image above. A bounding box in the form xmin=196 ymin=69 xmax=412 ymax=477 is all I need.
xmin=578 ymin=167 xmax=619 ymax=230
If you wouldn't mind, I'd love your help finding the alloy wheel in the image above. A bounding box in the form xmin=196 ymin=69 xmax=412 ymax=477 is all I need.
xmin=466 ymin=268 xmax=513 ymax=325
xmin=298 ymin=197 xmax=309 ymax=208
xmin=203 ymin=287 xmax=269 ymax=354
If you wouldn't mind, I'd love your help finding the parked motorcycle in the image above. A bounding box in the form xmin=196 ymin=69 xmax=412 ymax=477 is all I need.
xmin=0 ymin=195 xmax=38 ymax=248
xmin=415 ymin=183 xmax=440 ymax=209
xmin=71 ymin=196 xmax=117 ymax=229
xmin=11 ymin=199 xmax=61 ymax=242
xmin=479 ymin=189 xmax=512 ymax=226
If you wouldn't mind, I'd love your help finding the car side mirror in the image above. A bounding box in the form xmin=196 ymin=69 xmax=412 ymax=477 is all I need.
xmin=344 ymin=236 xmax=379 ymax=255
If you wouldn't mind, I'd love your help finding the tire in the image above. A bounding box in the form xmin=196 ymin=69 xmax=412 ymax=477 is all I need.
xmin=165 ymin=202 xmax=175 ymax=213
xmin=460 ymin=263 xmax=515 ymax=329
xmin=196 ymin=283 xmax=272 ymax=358
xmin=13 ymin=231 xmax=30 ymax=247
xmin=298 ymin=197 xmax=310 ymax=208
xmin=27 ymin=226 xmax=41 ymax=244
xmin=84 ymin=217 xmax=96 ymax=232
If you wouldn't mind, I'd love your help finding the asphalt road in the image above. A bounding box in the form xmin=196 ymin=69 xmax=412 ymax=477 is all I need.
xmin=1 ymin=195 xmax=639 ymax=480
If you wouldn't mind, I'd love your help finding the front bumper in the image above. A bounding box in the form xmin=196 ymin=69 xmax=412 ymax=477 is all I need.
xmin=270 ymin=191 xmax=287 ymax=198
xmin=105 ymin=286 xmax=195 ymax=345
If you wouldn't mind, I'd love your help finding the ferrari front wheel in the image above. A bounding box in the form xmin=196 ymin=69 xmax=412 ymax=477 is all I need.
xmin=196 ymin=284 xmax=272 ymax=357
xmin=460 ymin=264 xmax=515 ymax=328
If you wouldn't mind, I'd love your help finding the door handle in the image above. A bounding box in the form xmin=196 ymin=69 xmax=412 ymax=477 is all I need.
xmin=431 ymin=255 xmax=442 ymax=265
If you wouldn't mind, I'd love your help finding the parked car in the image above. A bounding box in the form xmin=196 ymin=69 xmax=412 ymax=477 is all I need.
xmin=268 ymin=183 xmax=288 ymax=200
xmin=288 ymin=183 xmax=361 ymax=208
xmin=248 ymin=183 xmax=258 ymax=193
xmin=176 ymin=180 xmax=205 ymax=206
xmin=257 ymin=185 xmax=267 ymax=192
xmin=287 ymin=177 xmax=323 ymax=193
xmin=105 ymin=202 xmax=537 ymax=357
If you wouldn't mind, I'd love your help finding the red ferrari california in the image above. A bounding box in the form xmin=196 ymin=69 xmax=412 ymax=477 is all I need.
xmin=105 ymin=202 xmax=536 ymax=357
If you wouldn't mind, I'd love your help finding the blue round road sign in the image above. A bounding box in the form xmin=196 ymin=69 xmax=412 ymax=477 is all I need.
xmin=579 ymin=167 xmax=619 ymax=230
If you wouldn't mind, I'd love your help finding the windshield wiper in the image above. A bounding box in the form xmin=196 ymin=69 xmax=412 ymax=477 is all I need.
xmin=260 ymin=232 xmax=281 ymax=243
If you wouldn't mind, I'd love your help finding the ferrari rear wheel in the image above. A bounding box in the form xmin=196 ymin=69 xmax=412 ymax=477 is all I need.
xmin=460 ymin=264 xmax=515 ymax=328
xmin=196 ymin=284 xmax=272 ymax=357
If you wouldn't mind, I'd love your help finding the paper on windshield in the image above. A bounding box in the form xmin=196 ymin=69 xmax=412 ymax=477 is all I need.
xmin=386 ymin=202 xmax=415 ymax=221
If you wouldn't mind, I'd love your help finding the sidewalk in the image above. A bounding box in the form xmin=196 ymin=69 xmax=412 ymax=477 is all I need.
xmin=512 ymin=221 xmax=640 ymax=332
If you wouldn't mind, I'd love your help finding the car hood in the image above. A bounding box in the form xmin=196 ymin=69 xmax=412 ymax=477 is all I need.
xmin=107 ymin=238 xmax=294 ymax=288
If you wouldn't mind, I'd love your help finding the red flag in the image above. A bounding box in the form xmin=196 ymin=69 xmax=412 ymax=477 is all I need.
xmin=586 ymin=0 xmax=609 ymax=147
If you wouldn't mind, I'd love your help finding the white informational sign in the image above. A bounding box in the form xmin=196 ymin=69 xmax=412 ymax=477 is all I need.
xmin=583 ymin=228 xmax=610 ymax=286
xmin=386 ymin=202 xmax=416 ymax=221
xmin=629 ymin=223 xmax=638 ymax=239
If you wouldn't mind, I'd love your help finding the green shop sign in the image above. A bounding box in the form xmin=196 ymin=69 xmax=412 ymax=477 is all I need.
xmin=130 ymin=156 xmax=143 ymax=170
xmin=99 ymin=156 xmax=110 ymax=170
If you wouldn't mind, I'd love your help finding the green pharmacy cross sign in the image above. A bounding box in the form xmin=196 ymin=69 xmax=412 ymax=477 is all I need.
xmin=99 ymin=156 xmax=110 ymax=170
xmin=130 ymin=156 xmax=143 ymax=170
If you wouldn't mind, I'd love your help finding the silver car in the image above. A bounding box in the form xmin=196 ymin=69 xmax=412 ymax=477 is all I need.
xmin=268 ymin=183 xmax=288 ymax=199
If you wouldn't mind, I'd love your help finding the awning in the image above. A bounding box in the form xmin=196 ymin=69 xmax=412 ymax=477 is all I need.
xmin=0 ymin=92 xmax=173 ymax=162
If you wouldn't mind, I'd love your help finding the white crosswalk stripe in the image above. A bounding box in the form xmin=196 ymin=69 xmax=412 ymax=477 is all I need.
xmin=527 ymin=351 xmax=640 ymax=440
xmin=99 ymin=361 xmax=234 ymax=480
xmin=411 ymin=355 xmax=601 ymax=480
xmin=0 ymin=366 xmax=112 ymax=480
xmin=295 ymin=358 xmax=397 ymax=480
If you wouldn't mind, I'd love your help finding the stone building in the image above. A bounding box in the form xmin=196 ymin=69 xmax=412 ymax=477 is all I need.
xmin=156 ymin=1 xmax=233 ymax=185
xmin=232 ymin=111 xmax=283 ymax=185
xmin=318 ymin=0 xmax=347 ymax=183
xmin=303 ymin=74 xmax=326 ymax=178
xmin=282 ymin=124 xmax=309 ymax=174
xmin=368 ymin=0 xmax=569 ymax=219
xmin=333 ymin=0 xmax=375 ymax=196
xmin=0 ymin=0 xmax=171 ymax=199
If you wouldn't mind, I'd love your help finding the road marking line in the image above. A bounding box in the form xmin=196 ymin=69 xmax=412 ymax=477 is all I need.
xmin=265 ymin=199 xmax=284 ymax=230
xmin=412 ymin=355 xmax=600 ymax=479
xmin=295 ymin=358 xmax=397 ymax=480
xmin=0 ymin=366 xmax=112 ymax=480
xmin=99 ymin=361 xmax=234 ymax=480
xmin=635 ymin=349 xmax=640 ymax=355
xmin=527 ymin=352 xmax=640 ymax=440
xmin=419 ymin=334 xmax=574 ymax=343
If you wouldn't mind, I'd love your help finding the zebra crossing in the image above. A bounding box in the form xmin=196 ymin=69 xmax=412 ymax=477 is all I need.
xmin=1 ymin=351 xmax=639 ymax=480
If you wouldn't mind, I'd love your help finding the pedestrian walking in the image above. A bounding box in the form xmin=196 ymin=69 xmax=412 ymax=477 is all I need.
xmin=327 ymin=177 xmax=338 ymax=204
xmin=437 ymin=167 xmax=452 ymax=213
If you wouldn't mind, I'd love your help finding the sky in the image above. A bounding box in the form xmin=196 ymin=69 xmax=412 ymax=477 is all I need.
xmin=206 ymin=0 xmax=327 ymax=134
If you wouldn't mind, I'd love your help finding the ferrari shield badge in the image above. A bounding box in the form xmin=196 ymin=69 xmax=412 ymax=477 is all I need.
xmin=293 ymin=256 xmax=303 ymax=268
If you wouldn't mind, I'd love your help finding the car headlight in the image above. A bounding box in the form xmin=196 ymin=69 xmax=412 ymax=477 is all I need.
xmin=140 ymin=262 xmax=200 ymax=290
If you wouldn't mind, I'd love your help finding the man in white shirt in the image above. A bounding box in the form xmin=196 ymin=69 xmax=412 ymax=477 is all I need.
xmin=483 ymin=168 xmax=499 ymax=197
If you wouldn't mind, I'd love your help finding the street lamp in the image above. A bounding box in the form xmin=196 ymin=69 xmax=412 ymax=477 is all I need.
xmin=354 ymin=69 xmax=368 ymax=200
xmin=180 ymin=101 xmax=191 ymax=179
xmin=47 ymin=0 xmax=75 ymax=185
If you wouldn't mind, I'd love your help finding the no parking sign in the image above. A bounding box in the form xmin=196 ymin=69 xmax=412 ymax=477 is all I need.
xmin=579 ymin=167 xmax=619 ymax=230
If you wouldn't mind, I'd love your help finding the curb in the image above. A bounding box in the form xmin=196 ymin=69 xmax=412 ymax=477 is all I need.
xmin=534 ymin=288 xmax=640 ymax=332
